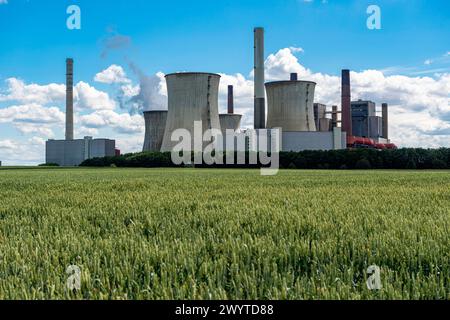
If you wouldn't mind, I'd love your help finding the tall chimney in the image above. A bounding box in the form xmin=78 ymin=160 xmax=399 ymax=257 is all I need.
xmin=382 ymin=103 xmax=389 ymax=139
xmin=227 ymin=85 xmax=234 ymax=114
xmin=254 ymin=27 xmax=265 ymax=129
xmin=290 ymin=73 xmax=298 ymax=81
xmin=341 ymin=69 xmax=352 ymax=137
xmin=332 ymin=105 xmax=338 ymax=128
xmin=66 ymin=58 xmax=74 ymax=140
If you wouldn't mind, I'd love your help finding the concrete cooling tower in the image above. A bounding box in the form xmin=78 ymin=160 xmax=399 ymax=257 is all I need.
xmin=219 ymin=114 xmax=242 ymax=134
xmin=160 ymin=72 xmax=221 ymax=152
xmin=266 ymin=80 xmax=317 ymax=132
xmin=219 ymin=85 xmax=242 ymax=134
xmin=143 ymin=110 xmax=168 ymax=152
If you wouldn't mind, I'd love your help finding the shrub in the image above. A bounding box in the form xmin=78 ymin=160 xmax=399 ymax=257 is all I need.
xmin=406 ymin=160 xmax=417 ymax=170
xmin=38 ymin=163 xmax=59 ymax=167
xmin=288 ymin=162 xmax=297 ymax=170
xmin=355 ymin=158 xmax=372 ymax=170
xmin=432 ymin=159 xmax=447 ymax=170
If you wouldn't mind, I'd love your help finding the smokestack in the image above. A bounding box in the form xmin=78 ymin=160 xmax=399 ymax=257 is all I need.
xmin=341 ymin=69 xmax=352 ymax=137
xmin=227 ymin=85 xmax=234 ymax=114
xmin=290 ymin=73 xmax=298 ymax=81
xmin=332 ymin=105 xmax=338 ymax=128
xmin=66 ymin=58 xmax=74 ymax=140
xmin=382 ymin=103 xmax=389 ymax=139
xmin=254 ymin=27 xmax=265 ymax=129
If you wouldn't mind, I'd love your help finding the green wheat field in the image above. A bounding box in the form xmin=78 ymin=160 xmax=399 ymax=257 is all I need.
xmin=0 ymin=168 xmax=448 ymax=300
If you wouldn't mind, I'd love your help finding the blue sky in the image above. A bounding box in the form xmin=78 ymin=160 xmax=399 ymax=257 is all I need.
xmin=1 ymin=0 xmax=449 ymax=80
xmin=0 ymin=0 xmax=449 ymax=164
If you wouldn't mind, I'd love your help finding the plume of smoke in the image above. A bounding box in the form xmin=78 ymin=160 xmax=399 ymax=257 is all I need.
xmin=117 ymin=63 xmax=167 ymax=115
xmin=100 ymin=27 xmax=132 ymax=59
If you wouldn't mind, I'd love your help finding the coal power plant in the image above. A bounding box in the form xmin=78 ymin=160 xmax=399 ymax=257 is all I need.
xmin=139 ymin=26 xmax=395 ymax=155
xmin=45 ymin=59 xmax=116 ymax=167
xmin=46 ymin=26 xmax=396 ymax=166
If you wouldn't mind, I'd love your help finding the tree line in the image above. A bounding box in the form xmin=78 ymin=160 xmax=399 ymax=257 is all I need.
xmin=79 ymin=148 xmax=450 ymax=170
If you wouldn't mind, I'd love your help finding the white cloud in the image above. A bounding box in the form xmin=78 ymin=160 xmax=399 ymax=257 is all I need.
xmin=15 ymin=125 xmax=55 ymax=138
xmin=0 ymin=137 xmax=46 ymax=166
xmin=79 ymin=110 xmax=144 ymax=134
xmin=0 ymin=103 xmax=64 ymax=139
xmin=0 ymin=78 xmax=116 ymax=111
xmin=0 ymin=78 xmax=65 ymax=105
xmin=289 ymin=47 xmax=304 ymax=54
xmin=0 ymin=103 xmax=65 ymax=125
xmin=75 ymin=126 xmax=99 ymax=137
xmin=264 ymin=48 xmax=312 ymax=80
xmin=115 ymin=135 xmax=144 ymax=155
xmin=94 ymin=65 xmax=131 ymax=84
xmin=0 ymin=139 xmax=15 ymax=150
xmin=74 ymin=81 xmax=116 ymax=110
xmin=120 ymin=83 xmax=140 ymax=98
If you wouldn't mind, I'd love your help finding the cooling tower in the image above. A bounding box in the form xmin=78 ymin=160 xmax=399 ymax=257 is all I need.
xmin=219 ymin=114 xmax=242 ymax=135
xmin=266 ymin=80 xmax=317 ymax=132
xmin=160 ymin=72 xmax=221 ymax=152
xmin=143 ymin=110 xmax=168 ymax=152
xmin=66 ymin=58 xmax=74 ymax=140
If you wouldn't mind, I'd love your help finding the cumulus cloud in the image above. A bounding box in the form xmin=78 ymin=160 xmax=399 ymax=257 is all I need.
xmin=0 ymin=137 xmax=46 ymax=165
xmin=0 ymin=103 xmax=64 ymax=125
xmin=0 ymin=78 xmax=116 ymax=111
xmin=0 ymin=78 xmax=65 ymax=105
xmin=74 ymin=81 xmax=116 ymax=110
xmin=94 ymin=65 xmax=131 ymax=84
xmin=0 ymin=103 xmax=65 ymax=139
xmin=79 ymin=110 xmax=144 ymax=134
xmin=15 ymin=125 xmax=55 ymax=138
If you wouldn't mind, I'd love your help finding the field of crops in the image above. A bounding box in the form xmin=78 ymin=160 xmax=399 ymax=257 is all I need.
xmin=0 ymin=168 xmax=448 ymax=300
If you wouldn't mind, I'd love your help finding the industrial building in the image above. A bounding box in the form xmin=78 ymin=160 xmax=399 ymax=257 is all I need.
xmin=46 ymin=136 xmax=115 ymax=167
xmin=341 ymin=70 xmax=394 ymax=149
xmin=45 ymin=59 xmax=116 ymax=166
